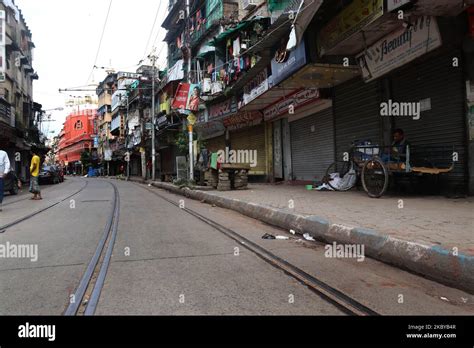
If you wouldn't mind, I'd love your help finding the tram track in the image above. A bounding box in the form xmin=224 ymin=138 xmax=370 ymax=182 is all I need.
xmin=0 ymin=181 xmax=89 ymax=233
xmin=1 ymin=179 xmax=75 ymax=207
xmin=134 ymin=181 xmax=380 ymax=316
xmin=64 ymin=181 xmax=120 ymax=316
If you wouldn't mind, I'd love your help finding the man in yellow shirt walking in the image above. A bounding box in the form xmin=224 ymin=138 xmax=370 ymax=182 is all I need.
xmin=29 ymin=147 xmax=42 ymax=200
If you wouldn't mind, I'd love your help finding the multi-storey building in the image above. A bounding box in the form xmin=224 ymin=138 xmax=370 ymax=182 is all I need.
xmin=158 ymin=0 xmax=474 ymax=195
xmin=57 ymin=109 xmax=97 ymax=174
xmin=0 ymin=0 xmax=41 ymax=181
xmin=96 ymin=72 xmax=117 ymax=171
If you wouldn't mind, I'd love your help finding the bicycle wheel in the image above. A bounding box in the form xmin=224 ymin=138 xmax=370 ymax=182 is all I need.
xmin=361 ymin=158 xmax=389 ymax=198
xmin=325 ymin=160 xmax=356 ymax=191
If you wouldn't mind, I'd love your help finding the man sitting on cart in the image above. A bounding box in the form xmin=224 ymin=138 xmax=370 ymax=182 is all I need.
xmin=381 ymin=129 xmax=409 ymax=163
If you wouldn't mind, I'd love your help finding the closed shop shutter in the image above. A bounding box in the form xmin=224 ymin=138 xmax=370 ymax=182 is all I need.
xmin=205 ymin=135 xmax=226 ymax=154
xmin=230 ymin=124 xmax=266 ymax=175
xmin=290 ymin=107 xmax=334 ymax=181
xmin=391 ymin=50 xmax=466 ymax=188
xmin=161 ymin=147 xmax=175 ymax=174
xmin=334 ymin=78 xmax=382 ymax=160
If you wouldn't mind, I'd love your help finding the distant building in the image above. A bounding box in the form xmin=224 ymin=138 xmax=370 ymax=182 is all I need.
xmin=57 ymin=109 xmax=97 ymax=173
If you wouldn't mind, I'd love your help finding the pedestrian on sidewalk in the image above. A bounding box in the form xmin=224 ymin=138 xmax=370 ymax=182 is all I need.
xmin=0 ymin=148 xmax=11 ymax=211
xmin=146 ymin=158 xmax=152 ymax=180
xmin=29 ymin=147 xmax=42 ymax=200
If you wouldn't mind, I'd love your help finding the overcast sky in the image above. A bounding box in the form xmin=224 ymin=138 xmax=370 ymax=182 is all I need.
xmin=15 ymin=0 xmax=169 ymax=136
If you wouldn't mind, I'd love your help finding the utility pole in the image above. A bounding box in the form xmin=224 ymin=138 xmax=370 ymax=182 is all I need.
xmin=126 ymin=90 xmax=130 ymax=181
xmin=186 ymin=0 xmax=194 ymax=181
xmin=150 ymin=52 xmax=157 ymax=181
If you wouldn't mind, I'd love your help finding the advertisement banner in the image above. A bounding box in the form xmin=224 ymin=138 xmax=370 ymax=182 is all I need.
xmin=172 ymin=83 xmax=190 ymax=110
xmin=356 ymin=16 xmax=442 ymax=82
xmin=318 ymin=0 xmax=384 ymax=54
xmin=186 ymin=84 xmax=202 ymax=112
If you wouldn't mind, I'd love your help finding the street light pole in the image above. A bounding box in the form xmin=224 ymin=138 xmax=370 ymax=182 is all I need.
xmin=151 ymin=54 xmax=157 ymax=182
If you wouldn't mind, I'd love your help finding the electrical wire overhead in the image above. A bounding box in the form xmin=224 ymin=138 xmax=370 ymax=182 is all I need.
xmin=140 ymin=1 xmax=163 ymax=64
xmin=86 ymin=0 xmax=113 ymax=85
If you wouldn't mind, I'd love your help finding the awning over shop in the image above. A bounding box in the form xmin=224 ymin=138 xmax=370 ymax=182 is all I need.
xmin=279 ymin=64 xmax=360 ymax=89
xmin=238 ymin=85 xmax=300 ymax=112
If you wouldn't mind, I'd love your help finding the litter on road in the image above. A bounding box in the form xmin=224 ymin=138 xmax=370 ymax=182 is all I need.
xmin=262 ymin=233 xmax=276 ymax=239
xmin=303 ymin=233 xmax=315 ymax=241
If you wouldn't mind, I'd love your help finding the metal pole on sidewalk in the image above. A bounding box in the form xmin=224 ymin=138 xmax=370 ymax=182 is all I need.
xmin=151 ymin=54 xmax=156 ymax=181
xmin=186 ymin=0 xmax=193 ymax=181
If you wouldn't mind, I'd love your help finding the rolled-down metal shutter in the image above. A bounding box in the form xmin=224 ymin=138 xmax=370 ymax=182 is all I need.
xmin=205 ymin=135 xmax=226 ymax=154
xmin=290 ymin=107 xmax=334 ymax=181
xmin=230 ymin=124 xmax=266 ymax=175
xmin=391 ymin=50 xmax=466 ymax=189
xmin=334 ymin=78 xmax=382 ymax=160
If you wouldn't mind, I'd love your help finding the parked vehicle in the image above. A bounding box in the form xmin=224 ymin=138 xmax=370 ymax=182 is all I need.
xmin=39 ymin=165 xmax=62 ymax=184
xmin=3 ymin=170 xmax=20 ymax=195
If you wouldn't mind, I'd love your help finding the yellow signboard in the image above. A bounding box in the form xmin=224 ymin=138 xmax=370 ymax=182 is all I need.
xmin=319 ymin=0 xmax=384 ymax=54
xmin=187 ymin=113 xmax=197 ymax=126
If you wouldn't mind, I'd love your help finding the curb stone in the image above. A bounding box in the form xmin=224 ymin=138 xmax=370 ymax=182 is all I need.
xmin=145 ymin=180 xmax=474 ymax=294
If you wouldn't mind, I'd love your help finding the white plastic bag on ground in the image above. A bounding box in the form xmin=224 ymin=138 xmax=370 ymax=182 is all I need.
xmin=303 ymin=233 xmax=315 ymax=241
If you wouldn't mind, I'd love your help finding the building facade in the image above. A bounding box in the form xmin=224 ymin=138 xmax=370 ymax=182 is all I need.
xmin=57 ymin=109 xmax=97 ymax=174
xmin=0 ymin=0 xmax=42 ymax=182
xmin=155 ymin=0 xmax=474 ymax=194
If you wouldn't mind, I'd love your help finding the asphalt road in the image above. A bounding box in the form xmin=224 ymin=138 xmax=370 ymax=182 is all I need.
xmin=0 ymin=177 xmax=472 ymax=315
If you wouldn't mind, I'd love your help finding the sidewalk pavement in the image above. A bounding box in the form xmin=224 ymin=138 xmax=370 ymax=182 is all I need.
xmin=123 ymin=176 xmax=474 ymax=293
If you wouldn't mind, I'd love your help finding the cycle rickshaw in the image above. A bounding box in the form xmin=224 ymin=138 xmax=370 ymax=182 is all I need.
xmin=324 ymin=140 xmax=455 ymax=198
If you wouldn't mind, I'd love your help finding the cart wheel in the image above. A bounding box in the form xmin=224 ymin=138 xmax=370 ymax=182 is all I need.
xmin=325 ymin=160 xmax=356 ymax=191
xmin=361 ymin=158 xmax=388 ymax=198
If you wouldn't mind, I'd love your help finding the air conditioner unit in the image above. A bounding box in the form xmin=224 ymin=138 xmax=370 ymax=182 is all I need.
xmin=242 ymin=0 xmax=262 ymax=11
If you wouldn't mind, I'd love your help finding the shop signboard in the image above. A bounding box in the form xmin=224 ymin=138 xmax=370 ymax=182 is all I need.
xmin=264 ymin=88 xmax=319 ymax=121
xmin=241 ymin=69 xmax=269 ymax=107
xmin=318 ymin=0 xmax=384 ymax=55
xmin=195 ymin=120 xmax=225 ymax=140
xmin=209 ymin=98 xmax=237 ymax=119
xmin=157 ymin=115 xmax=168 ymax=128
xmin=206 ymin=0 xmax=223 ymax=29
xmin=168 ymin=59 xmax=184 ymax=82
xmin=356 ymin=16 xmax=442 ymax=82
xmin=223 ymin=111 xmax=262 ymax=131
xmin=270 ymin=40 xmax=307 ymax=87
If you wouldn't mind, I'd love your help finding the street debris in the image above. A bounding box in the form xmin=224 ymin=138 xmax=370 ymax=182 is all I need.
xmin=440 ymin=297 xmax=449 ymax=302
xmin=275 ymin=235 xmax=289 ymax=240
xmin=289 ymin=229 xmax=296 ymax=235
xmin=261 ymin=233 xmax=276 ymax=239
xmin=303 ymin=233 xmax=315 ymax=241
